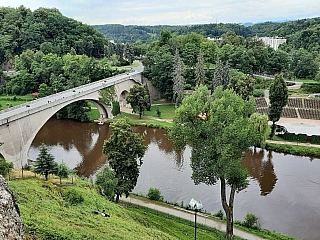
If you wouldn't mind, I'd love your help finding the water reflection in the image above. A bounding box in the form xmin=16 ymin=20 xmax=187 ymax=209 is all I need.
xmin=242 ymin=148 xmax=277 ymax=196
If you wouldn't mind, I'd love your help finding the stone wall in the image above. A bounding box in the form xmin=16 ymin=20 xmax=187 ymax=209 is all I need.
xmin=0 ymin=175 xmax=24 ymax=240
xmin=143 ymin=77 xmax=161 ymax=102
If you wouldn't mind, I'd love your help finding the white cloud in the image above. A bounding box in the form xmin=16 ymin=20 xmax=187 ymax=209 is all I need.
xmin=0 ymin=0 xmax=319 ymax=25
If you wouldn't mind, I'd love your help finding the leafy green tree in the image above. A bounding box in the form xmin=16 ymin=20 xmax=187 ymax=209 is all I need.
xmin=172 ymin=49 xmax=185 ymax=106
xmin=99 ymin=86 xmax=115 ymax=106
xmin=0 ymin=158 xmax=13 ymax=178
xmin=102 ymin=118 xmax=147 ymax=202
xmin=212 ymin=58 xmax=230 ymax=90
xmin=170 ymin=85 xmax=261 ymax=239
xmin=228 ymin=74 xmax=255 ymax=100
xmin=144 ymin=84 xmax=151 ymax=111
xmin=195 ymin=52 xmax=205 ymax=85
xmin=95 ymin=164 xmax=118 ymax=201
xmin=123 ymin=43 xmax=134 ymax=64
xmin=126 ymin=85 xmax=149 ymax=118
xmin=248 ymin=113 xmax=268 ymax=148
xmin=111 ymin=101 xmax=120 ymax=116
xmin=56 ymin=160 xmax=71 ymax=184
xmin=34 ymin=143 xmax=57 ymax=181
xmin=268 ymin=74 xmax=288 ymax=138
xmin=38 ymin=83 xmax=51 ymax=97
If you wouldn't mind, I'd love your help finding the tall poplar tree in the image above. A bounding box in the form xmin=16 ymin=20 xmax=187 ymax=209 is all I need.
xmin=195 ymin=52 xmax=205 ymax=86
xmin=172 ymin=49 xmax=185 ymax=106
xmin=103 ymin=118 xmax=147 ymax=202
xmin=268 ymin=74 xmax=288 ymax=138
xmin=212 ymin=58 xmax=230 ymax=91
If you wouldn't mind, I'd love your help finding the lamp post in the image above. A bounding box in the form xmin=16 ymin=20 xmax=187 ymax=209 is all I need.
xmin=188 ymin=198 xmax=203 ymax=240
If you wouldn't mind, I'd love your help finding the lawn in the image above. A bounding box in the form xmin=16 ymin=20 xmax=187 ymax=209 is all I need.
xmin=0 ymin=94 xmax=33 ymax=109
xmin=143 ymin=104 xmax=176 ymax=119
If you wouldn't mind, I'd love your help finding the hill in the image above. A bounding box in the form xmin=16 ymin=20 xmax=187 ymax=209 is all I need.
xmin=0 ymin=5 xmax=108 ymax=66
xmin=8 ymin=177 xmax=226 ymax=239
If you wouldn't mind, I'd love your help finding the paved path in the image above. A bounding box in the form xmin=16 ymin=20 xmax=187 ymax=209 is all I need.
xmin=121 ymin=196 xmax=265 ymax=240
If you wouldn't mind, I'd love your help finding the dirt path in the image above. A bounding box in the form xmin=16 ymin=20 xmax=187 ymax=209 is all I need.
xmin=120 ymin=196 xmax=265 ymax=240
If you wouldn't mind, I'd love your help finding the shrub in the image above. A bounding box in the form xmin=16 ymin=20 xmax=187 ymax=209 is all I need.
xmin=111 ymin=101 xmax=120 ymax=116
xmin=301 ymin=82 xmax=320 ymax=93
xmin=243 ymin=213 xmax=259 ymax=228
xmin=147 ymin=187 xmax=163 ymax=201
xmin=213 ymin=209 xmax=224 ymax=220
xmin=0 ymin=158 xmax=13 ymax=177
xmin=311 ymin=135 xmax=320 ymax=144
xmin=63 ymin=189 xmax=84 ymax=205
xmin=253 ymin=89 xmax=264 ymax=97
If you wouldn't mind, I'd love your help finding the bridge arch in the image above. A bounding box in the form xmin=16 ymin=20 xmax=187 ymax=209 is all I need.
xmin=0 ymin=72 xmax=143 ymax=168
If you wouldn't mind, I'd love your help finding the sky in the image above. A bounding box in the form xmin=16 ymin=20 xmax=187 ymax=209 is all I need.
xmin=1 ymin=0 xmax=320 ymax=26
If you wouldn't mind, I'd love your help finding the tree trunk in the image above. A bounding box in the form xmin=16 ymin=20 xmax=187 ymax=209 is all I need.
xmin=220 ymin=178 xmax=236 ymax=240
xmin=270 ymin=121 xmax=276 ymax=139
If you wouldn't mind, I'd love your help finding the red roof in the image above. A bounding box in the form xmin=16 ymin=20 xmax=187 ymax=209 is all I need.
xmin=31 ymin=92 xmax=39 ymax=97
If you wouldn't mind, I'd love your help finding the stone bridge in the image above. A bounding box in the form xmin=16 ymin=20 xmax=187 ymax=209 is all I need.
xmin=0 ymin=72 xmax=143 ymax=168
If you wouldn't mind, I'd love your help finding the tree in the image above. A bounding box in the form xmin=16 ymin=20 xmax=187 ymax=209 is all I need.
xmin=102 ymin=118 xmax=147 ymax=202
xmin=111 ymin=101 xmax=120 ymax=116
xmin=212 ymin=58 xmax=230 ymax=91
xmin=126 ymin=85 xmax=149 ymax=118
xmin=228 ymin=74 xmax=255 ymax=101
xmin=95 ymin=164 xmax=118 ymax=201
xmin=0 ymin=158 xmax=13 ymax=178
xmin=99 ymin=86 xmax=115 ymax=106
xmin=248 ymin=113 xmax=268 ymax=148
xmin=170 ymin=85 xmax=262 ymax=239
xmin=34 ymin=143 xmax=57 ymax=181
xmin=123 ymin=43 xmax=134 ymax=64
xmin=144 ymin=83 xmax=151 ymax=111
xmin=56 ymin=160 xmax=71 ymax=184
xmin=268 ymin=74 xmax=288 ymax=138
xmin=172 ymin=49 xmax=185 ymax=106
xmin=195 ymin=52 xmax=205 ymax=85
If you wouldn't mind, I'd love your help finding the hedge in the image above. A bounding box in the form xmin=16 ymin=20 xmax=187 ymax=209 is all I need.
xmin=301 ymin=83 xmax=320 ymax=93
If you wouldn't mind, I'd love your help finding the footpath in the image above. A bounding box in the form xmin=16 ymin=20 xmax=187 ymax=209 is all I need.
xmin=120 ymin=196 xmax=265 ymax=240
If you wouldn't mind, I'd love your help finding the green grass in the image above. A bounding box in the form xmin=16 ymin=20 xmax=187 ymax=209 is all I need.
xmin=8 ymin=177 xmax=228 ymax=240
xmin=294 ymin=78 xmax=318 ymax=83
xmin=143 ymin=104 xmax=176 ymax=119
xmin=0 ymin=94 xmax=33 ymax=109
xmin=108 ymin=112 xmax=172 ymax=129
xmin=86 ymin=108 xmax=100 ymax=121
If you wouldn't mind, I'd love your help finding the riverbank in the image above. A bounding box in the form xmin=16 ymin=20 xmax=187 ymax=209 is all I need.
xmin=7 ymin=175 xmax=236 ymax=240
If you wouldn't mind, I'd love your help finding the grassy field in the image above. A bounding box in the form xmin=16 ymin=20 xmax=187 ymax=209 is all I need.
xmin=143 ymin=104 xmax=176 ymax=119
xmin=8 ymin=176 xmax=231 ymax=240
xmin=0 ymin=94 xmax=33 ymax=109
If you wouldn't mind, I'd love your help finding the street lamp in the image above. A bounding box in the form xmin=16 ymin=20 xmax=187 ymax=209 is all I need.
xmin=188 ymin=198 xmax=203 ymax=240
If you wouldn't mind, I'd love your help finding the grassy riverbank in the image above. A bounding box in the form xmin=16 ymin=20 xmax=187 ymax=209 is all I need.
xmin=8 ymin=175 xmax=232 ymax=240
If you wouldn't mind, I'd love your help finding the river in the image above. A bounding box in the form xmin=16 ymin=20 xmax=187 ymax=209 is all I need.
xmin=28 ymin=118 xmax=320 ymax=240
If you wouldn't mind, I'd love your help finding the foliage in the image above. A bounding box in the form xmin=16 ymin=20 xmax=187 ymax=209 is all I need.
xmin=111 ymin=100 xmax=120 ymax=116
xmin=228 ymin=74 xmax=255 ymax=100
xmin=99 ymin=86 xmax=116 ymax=106
xmin=0 ymin=6 xmax=108 ymax=64
xmin=248 ymin=113 xmax=268 ymax=148
xmin=144 ymin=84 xmax=151 ymax=111
xmin=126 ymin=85 xmax=149 ymax=118
xmin=63 ymin=189 xmax=84 ymax=205
xmin=195 ymin=51 xmax=205 ymax=85
xmin=147 ymin=187 xmax=163 ymax=201
xmin=102 ymin=118 xmax=147 ymax=202
xmin=268 ymin=74 xmax=288 ymax=138
xmin=169 ymin=85 xmax=262 ymax=239
xmin=212 ymin=58 xmax=230 ymax=90
xmin=301 ymin=82 xmax=320 ymax=93
xmin=311 ymin=135 xmax=320 ymax=144
xmin=281 ymin=132 xmax=308 ymax=143
xmin=34 ymin=143 xmax=57 ymax=181
xmin=243 ymin=213 xmax=259 ymax=228
xmin=265 ymin=142 xmax=320 ymax=157
xmin=95 ymin=164 xmax=118 ymax=201
xmin=253 ymin=89 xmax=265 ymax=97
xmin=172 ymin=49 xmax=185 ymax=106
xmin=56 ymin=161 xmax=71 ymax=184
xmin=156 ymin=106 xmax=161 ymax=117
xmin=213 ymin=210 xmax=224 ymax=220
xmin=56 ymin=101 xmax=90 ymax=122
xmin=0 ymin=158 xmax=13 ymax=177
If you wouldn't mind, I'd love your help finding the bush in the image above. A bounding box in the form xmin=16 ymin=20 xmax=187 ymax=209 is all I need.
xmin=243 ymin=213 xmax=259 ymax=228
xmin=253 ymin=89 xmax=264 ymax=97
xmin=301 ymin=82 xmax=320 ymax=93
xmin=0 ymin=158 xmax=13 ymax=177
xmin=213 ymin=210 xmax=224 ymax=220
xmin=111 ymin=101 xmax=120 ymax=116
xmin=147 ymin=187 xmax=163 ymax=201
xmin=63 ymin=189 xmax=84 ymax=205
xmin=311 ymin=135 xmax=320 ymax=144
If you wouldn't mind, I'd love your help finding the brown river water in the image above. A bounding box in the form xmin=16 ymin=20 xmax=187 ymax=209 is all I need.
xmin=28 ymin=118 xmax=320 ymax=240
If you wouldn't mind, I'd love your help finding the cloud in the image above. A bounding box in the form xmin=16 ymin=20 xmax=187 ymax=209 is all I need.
xmin=0 ymin=0 xmax=319 ymax=25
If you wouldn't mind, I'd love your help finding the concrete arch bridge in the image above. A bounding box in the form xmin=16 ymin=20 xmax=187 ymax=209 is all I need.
xmin=0 ymin=72 xmax=143 ymax=168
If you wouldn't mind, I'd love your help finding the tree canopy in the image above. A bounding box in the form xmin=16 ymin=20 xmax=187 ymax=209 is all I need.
xmin=170 ymin=85 xmax=264 ymax=239
xmin=102 ymin=118 xmax=147 ymax=202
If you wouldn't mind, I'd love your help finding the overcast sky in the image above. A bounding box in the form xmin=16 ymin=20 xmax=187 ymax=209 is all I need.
xmin=1 ymin=0 xmax=320 ymax=25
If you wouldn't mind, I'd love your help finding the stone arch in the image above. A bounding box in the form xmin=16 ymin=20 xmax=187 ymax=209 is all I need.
xmin=119 ymin=90 xmax=129 ymax=107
